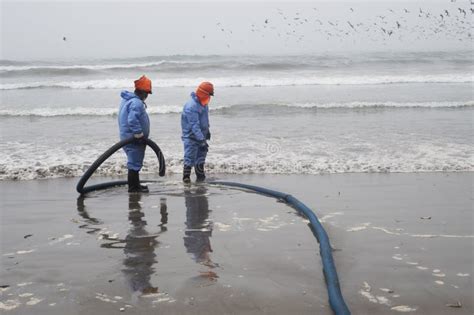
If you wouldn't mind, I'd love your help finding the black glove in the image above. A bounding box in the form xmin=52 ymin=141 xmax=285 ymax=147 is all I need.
xmin=206 ymin=131 xmax=211 ymax=141
xmin=199 ymin=140 xmax=209 ymax=148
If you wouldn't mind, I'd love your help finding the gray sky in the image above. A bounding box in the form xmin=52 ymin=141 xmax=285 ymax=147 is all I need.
xmin=1 ymin=0 xmax=472 ymax=60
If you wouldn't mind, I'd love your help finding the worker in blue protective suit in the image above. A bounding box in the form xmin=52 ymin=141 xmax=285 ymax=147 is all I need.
xmin=118 ymin=75 xmax=152 ymax=193
xmin=181 ymin=82 xmax=214 ymax=183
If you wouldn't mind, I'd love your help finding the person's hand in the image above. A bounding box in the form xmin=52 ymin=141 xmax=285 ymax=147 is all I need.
xmin=206 ymin=131 xmax=211 ymax=141
xmin=199 ymin=140 xmax=209 ymax=148
xmin=134 ymin=133 xmax=146 ymax=144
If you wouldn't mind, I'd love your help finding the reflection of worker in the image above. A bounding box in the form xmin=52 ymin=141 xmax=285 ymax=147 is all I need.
xmin=181 ymin=82 xmax=214 ymax=183
xmin=118 ymin=75 xmax=153 ymax=193
xmin=122 ymin=193 xmax=160 ymax=294
xmin=183 ymin=186 xmax=216 ymax=268
xmin=76 ymin=194 xmax=168 ymax=295
xmin=159 ymin=197 xmax=168 ymax=232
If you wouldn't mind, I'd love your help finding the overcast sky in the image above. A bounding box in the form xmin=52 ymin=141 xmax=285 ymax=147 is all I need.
xmin=1 ymin=0 xmax=472 ymax=60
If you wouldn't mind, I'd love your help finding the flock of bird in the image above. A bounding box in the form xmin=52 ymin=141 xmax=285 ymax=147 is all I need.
xmin=60 ymin=2 xmax=472 ymax=48
xmin=210 ymin=3 xmax=473 ymax=48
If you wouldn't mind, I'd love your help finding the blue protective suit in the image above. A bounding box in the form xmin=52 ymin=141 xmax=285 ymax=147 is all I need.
xmin=118 ymin=91 xmax=150 ymax=171
xmin=181 ymin=92 xmax=209 ymax=167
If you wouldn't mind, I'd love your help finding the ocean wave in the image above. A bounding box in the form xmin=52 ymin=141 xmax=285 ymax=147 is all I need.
xmin=0 ymin=60 xmax=309 ymax=76
xmin=0 ymin=155 xmax=472 ymax=181
xmin=0 ymin=106 xmax=184 ymax=117
xmin=0 ymin=61 xmax=169 ymax=73
xmin=2 ymin=52 xmax=472 ymax=76
xmin=1 ymin=101 xmax=472 ymax=117
xmin=287 ymin=101 xmax=474 ymax=109
xmin=1 ymin=138 xmax=472 ymax=180
xmin=0 ymin=74 xmax=472 ymax=90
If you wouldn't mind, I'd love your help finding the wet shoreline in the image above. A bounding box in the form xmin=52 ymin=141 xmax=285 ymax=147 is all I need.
xmin=1 ymin=173 xmax=472 ymax=314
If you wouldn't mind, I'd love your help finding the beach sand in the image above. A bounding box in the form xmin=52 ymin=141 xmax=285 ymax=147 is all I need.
xmin=1 ymin=172 xmax=472 ymax=314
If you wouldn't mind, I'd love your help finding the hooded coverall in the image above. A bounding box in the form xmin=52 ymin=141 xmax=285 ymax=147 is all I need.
xmin=181 ymin=92 xmax=209 ymax=167
xmin=118 ymin=91 xmax=150 ymax=171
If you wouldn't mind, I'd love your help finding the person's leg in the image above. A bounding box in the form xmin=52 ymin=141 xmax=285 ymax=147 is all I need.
xmin=183 ymin=139 xmax=198 ymax=183
xmin=126 ymin=144 xmax=148 ymax=192
xmin=195 ymin=145 xmax=208 ymax=182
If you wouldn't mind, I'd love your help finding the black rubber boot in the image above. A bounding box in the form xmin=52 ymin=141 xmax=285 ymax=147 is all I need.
xmin=183 ymin=166 xmax=192 ymax=184
xmin=128 ymin=170 xmax=149 ymax=193
xmin=195 ymin=163 xmax=206 ymax=182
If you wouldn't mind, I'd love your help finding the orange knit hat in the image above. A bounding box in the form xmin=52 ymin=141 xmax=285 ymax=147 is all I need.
xmin=196 ymin=81 xmax=214 ymax=106
xmin=134 ymin=75 xmax=152 ymax=94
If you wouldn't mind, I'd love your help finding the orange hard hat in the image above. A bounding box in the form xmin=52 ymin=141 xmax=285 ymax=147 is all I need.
xmin=196 ymin=81 xmax=214 ymax=106
xmin=134 ymin=75 xmax=152 ymax=94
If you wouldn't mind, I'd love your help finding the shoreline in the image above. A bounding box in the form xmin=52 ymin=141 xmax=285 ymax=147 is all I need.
xmin=2 ymin=169 xmax=474 ymax=182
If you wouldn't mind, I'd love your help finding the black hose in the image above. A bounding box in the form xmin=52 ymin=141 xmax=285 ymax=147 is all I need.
xmin=76 ymin=137 xmax=165 ymax=195
xmin=210 ymin=181 xmax=351 ymax=315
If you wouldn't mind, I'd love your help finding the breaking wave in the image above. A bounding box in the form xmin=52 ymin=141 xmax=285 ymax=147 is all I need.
xmin=0 ymin=73 xmax=472 ymax=90
xmin=1 ymin=139 xmax=472 ymax=180
xmin=0 ymin=101 xmax=472 ymax=117
xmin=1 ymin=154 xmax=472 ymax=181
xmin=1 ymin=51 xmax=472 ymax=75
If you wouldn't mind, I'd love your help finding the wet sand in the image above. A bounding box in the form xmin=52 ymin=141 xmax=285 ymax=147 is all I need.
xmin=0 ymin=172 xmax=472 ymax=314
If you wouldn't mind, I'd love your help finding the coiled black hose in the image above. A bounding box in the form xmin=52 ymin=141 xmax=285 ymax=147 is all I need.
xmin=76 ymin=137 xmax=165 ymax=195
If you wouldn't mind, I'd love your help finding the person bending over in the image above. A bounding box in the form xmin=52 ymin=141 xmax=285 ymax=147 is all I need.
xmin=181 ymin=82 xmax=214 ymax=183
